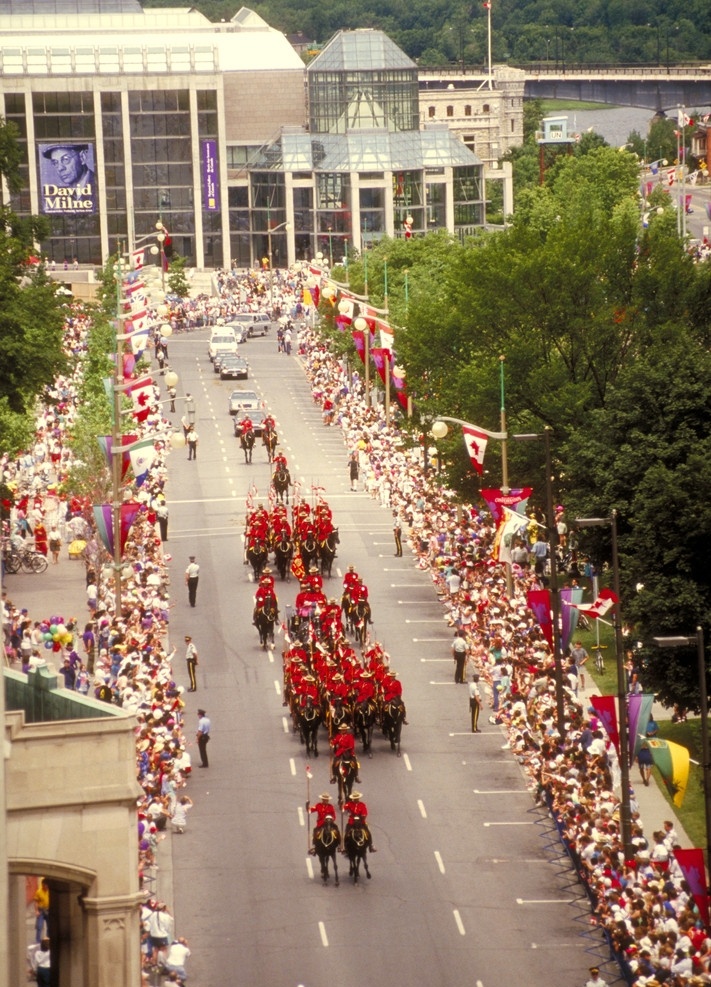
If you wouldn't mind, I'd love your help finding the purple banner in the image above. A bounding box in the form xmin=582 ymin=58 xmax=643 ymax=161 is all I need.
xmin=39 ymin=142 xmax=97 ymax=215
xmin=202 ymin=139 xmax=219 ymax=212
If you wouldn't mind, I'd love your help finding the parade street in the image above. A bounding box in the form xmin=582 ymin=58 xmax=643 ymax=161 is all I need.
xmin=160 ymin=328 xmax=593 ymax=987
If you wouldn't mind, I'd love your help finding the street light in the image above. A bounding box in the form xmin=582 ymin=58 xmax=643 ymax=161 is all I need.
xmin=353 ymin=315 xmax=371 ymax=405
xmin=653 ymin=628 xmax=711 ymax=889
xmin=155 ymin=220 xmax=167 ymax=290
xmin=268 ymin=220 xmax=291 ymax=312
xmin=575 ymin=510 xmax=633 ymax=859
xmin=513 ymin=428 xmax=565 ymax=740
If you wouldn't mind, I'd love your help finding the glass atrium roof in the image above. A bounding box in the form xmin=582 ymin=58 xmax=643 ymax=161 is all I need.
xmin=308 ymin=29 xmax=417 ymax=73
xmin=250 ymin=125 xmax=481 ymax=173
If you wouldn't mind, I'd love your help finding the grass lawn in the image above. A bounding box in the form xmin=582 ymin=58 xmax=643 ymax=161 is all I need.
xmin=577 ymin=624 xmax=707 ymax=849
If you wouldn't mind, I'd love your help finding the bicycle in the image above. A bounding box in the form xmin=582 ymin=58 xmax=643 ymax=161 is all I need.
xmin=592 ymin=647 xmax=606 ymax=674
xmin=3 ymin=546 xmax=48 ymax=574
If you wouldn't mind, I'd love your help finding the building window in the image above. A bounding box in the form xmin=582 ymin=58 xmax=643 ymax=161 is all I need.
xmin=428 ymin=106 xmax=435 ymax=118
xmin=446 ymin=105 xmax=454 ymax=118
xmin=483 ymin=104 xmax=490 ymax=113
xmin=464 ymin=105 xmax=472 ymax=117
xmin=511 ymin=118 xmax=515 ymax=132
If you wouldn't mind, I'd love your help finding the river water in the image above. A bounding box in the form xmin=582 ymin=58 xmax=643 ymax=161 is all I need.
xmin=556 ymin=105 xmax=660 ymax=145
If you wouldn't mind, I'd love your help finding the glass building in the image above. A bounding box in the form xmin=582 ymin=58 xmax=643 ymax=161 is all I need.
xmin=1 ymin=2 xmax=484 ymax=269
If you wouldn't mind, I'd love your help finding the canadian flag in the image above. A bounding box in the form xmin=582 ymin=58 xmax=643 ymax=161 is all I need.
xmin=461 ymin=425 xmax=489 ymax=476
xmin=569 ymin=588 xmax=619 ymax=620
xmin=130 ymin=248 xmax=145 ymax=270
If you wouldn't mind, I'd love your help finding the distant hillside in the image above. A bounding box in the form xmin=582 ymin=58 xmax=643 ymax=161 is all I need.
xmin=141 ymin=0 xmax=711 ymax=67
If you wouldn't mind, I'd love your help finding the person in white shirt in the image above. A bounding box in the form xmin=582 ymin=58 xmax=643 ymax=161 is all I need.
xmin=163 ymin=937 xmax=191 ymax=979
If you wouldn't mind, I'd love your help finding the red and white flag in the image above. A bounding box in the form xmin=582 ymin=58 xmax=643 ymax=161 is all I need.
xmin=126 ymin=310 xmax=150 ymax=333
xmin=461 ymin=425 xmax=489 ymax=476
xmin=130 ymin=248 xmax=145 ymax=270
xmin=569 ymin=588 xmax=618 ymax=620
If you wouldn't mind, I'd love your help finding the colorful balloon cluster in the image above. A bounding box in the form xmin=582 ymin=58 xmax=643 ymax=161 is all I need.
xmin=40 ymin=615 xmax=73 ymax=652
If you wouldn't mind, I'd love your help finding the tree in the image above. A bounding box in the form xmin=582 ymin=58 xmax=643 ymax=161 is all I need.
xmin=167 ymin=256 xmax=191 ymax=298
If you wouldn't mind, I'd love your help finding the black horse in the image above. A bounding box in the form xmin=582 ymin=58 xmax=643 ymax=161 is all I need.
xmin=347 ymin=599 xmax=372 ymax=646
xmin=353 ymin=699 xmax=376 ymax=756
xmin=263 ymin=427 xmax=278 ymax=463
xmin=381 ymin=699 xmax=406 ymax=756
xmin=240 ymin=427 xmax=255 ymax=464
xmin=254 ymin=602 xmax=278 ymax=649
xmin=297 ymin=698 xmax=322 ymax=757
xmin=299 ymin=533 xmax=318 ymax=573
xmin=246 ymin=538 xmax=269 ymax=581
xmin=334 ymin=753 xmax=358 ymax=806
xmin=312 ymin=817 xmax=340 ymax=886
xmin=273 ymin=534 xmax=293 ymax=581
xmin=344 ymin=817 xmax=372 ymax=884
xmin=272 ymin=466 xmax=291 ymax=504
xmin=318 ymin=528 xmax=340 ymax=578
xmin=327 ymin=699 xmax=351 ymax=739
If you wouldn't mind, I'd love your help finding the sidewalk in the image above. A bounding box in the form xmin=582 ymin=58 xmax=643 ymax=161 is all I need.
xmin=577 ymin=678 xmax=692 ymax=847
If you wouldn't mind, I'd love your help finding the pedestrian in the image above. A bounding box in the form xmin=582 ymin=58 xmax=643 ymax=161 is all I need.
xmin=348 ymin=452 xmax=359 ymax=491
xmin=155 ymin=500 xmax=169 ymax=542
xmin=186 ymin=426 xmax=198 ymax=460
xmin=392 ymin=509 xmax=403 ymax=557
xmin=33 ymin=879 xmax=50 ymax=942
xmin=162 ymin=937 xmax=191 ymax=980
xmin=48 ymin=525 xmax=62 ymax=564
xmin=171 ymin=795 xmax=193 ymax=834
xmin=584 ymin=967 xmax=608 ymax=987
xmin=168 ymin=385 xmax=177 ymax=413
xmin=185 ymin=635 xmax=199 ymax=691
xmin=180 ymin=412 xmax=190 ymax=440
xmin=185 ymin=556 xmax=200 ymax=607
xmin=33 ymin=938 xmax=51 ymax=987
xmin=452 ymin=630 xmax=468 ymax=684
xmin=570 ymin=640 xmax=589 ymax=689
xmin=468 ymin=672 xmax=481 ymax=732
xmin=196 ymin=708 xmax=211 ymax=767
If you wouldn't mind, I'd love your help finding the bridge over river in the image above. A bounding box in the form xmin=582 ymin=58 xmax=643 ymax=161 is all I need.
xmin=523 ymin=65 xmax=711 ymax=112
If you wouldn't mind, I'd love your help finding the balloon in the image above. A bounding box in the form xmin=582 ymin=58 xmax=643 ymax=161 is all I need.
xmin=49 ymin=625 xmax=58 ymax=635
xmin=43 ymin=632 xmax=53 ymax=642
xmin=52 ymin=642 xmax=61 ymax=652
xmin=56 ymin=624 xmax=67 ymax=635
xmin=44 ymin=641 xmax=53 ymax=650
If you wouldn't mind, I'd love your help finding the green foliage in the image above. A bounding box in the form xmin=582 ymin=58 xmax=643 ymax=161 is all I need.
xmin=167 ymin=255 xmax=191 ymax=298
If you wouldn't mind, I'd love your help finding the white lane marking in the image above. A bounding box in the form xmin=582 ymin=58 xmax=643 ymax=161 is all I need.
xmin=306 ymin=857 xmax=314 ymax=880
xmin=391 ymin=583 xmax=430 ymax=587
xmin=289 ymin=758 xmax=296 ymax=776
xmin=282 ymin=717 xmax=289 ymax=733
xmin=517 ymin=898 xmax=574 ymax=905
xmin=434 ymin=851 xmax=445 ymax=874
xmin=453 ymin=910 xmax=465 ymax=935
xmin=417 ymin=800 xmax=427 ymax=818
xmin=274 ymin=680 xmax=281 ymax=695
xmin=297 ymin=805 xmax=305 ymax=827
xmin=406 ymin=618 xmax=444 ymax=623
xmin=491 ymin=859 xmax=548 ymax=864
xmin=421 ymin=657 xmax=450 ymax=662
xmin=267 ymin=648 xmax=274 ymax=663
xmin=473 ymin=789 xmax=530 ymax=794
xmin=483 ymin=822 xmax=535 ymax=827
xmin=416 ymin=641 xmax=452 ymax=646
xmin=318 ymin=922 xmax=329 ymax=947
xmin=403 ymin=753 xmax=412 ymax=771
xmin=430 ymin=681 xmax=457 ymax=686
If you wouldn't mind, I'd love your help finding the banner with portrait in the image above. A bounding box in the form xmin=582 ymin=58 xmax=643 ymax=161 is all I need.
xmin=38 ymin=142 xmax=97 ymax=215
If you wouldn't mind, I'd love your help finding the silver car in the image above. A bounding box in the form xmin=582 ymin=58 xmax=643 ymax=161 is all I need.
xmin=228 ymin=388 xmax=261 ymax=415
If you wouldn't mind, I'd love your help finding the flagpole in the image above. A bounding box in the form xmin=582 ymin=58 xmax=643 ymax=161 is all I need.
xmin=306 ymin=765 xmax=312 ymax=853
xmin=112 ymin=256 xmax=126 ymax=619
xmin=486 ymin=0 xmax=493 ymax=91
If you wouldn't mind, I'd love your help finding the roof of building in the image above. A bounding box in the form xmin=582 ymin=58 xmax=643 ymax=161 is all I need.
xmin=308 ymin=29 xmax=417 ymax=74
xmin=251 ymin=123 xmax=481 ymax=172
xmin=0 ymin=5 xmax=303 ymax=74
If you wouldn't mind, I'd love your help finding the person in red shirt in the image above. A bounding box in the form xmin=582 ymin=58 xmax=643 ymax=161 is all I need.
xmin=343 ymin=791 xmax=376 ymax=851
xmin=240 ymin=415 xmax=253 ymax=435
xmin=330 ymin=723 xmax=360 ymax=783
xmin=262 ymin=413 xmax=276 ymax=432
xmin=273 ymin=450 xmax=287 ymax=471
xmin=309 ymin=792 xmax=336 ymax=829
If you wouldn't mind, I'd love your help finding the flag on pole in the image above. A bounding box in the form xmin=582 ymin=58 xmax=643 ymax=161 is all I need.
xmin=130 ymin=248 xmax=145 ymax=270
xmin=461 ymin=424 xmax=489 ymax=476
xmin=589 ymin=695 xmax=620 ymax=756
xmin=628 ymin=693 xmax=655 ymax=763
xmin=379 ymin=323 xmax=395 ymax=352
xmin=128 ymin=437 xmax=158 ymax=487
xmin=493 ymin=506 xmax=530 ymax=564
xmin=568 ymin=588 xmax=618 ymax=619
xmin=678 ymin=109 xmax=694 ymax=128
xmin=648 ymin=738 xmax=690 ymax=807
xmin=674 ymin=849 xmax=710 ymax=927
xmin=96 ymin=435 xmax=137 ymax=480
xmin=560 ymin=586 xmax=584 ymax=651
xmin=526 ymin=589 xmax=552 ymax=648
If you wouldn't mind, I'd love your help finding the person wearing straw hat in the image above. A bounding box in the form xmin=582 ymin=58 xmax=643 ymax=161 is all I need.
xmin=307 ymin=792 xmax=336 ymax=854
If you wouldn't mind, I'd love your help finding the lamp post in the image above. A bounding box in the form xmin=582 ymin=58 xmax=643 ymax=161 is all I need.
xmin=155 ymin=220 xmax=167 ymax=290
xmin=653 ymin=628 xmax=711 ymax=888
xmin=575 ymin=510 xmax=633 ymax=859
xmin=353 ymin=315 xmax=371 ymax=406
xmin=327 ymin=226 xmax=334 ymax=268
xmin=512 ymin=428 xmax=565 ymax=739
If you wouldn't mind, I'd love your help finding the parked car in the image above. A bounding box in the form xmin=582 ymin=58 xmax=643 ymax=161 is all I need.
xmin=233 ymin=409 xmax=268 ymax=437
xmin=228 ymin=388 xmax=261 ymax=415
xmin=219 ymin=355 xmax=249 ymax=380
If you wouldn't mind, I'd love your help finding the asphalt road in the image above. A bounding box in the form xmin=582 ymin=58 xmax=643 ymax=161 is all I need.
xmin=162 ymin=330 xmax=599 ymax=987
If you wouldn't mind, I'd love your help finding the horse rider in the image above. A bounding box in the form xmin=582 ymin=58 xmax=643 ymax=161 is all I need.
xmin=308 ymin=565 xmax=324 ymax=594
xmin=239 ymin=414 xmax=254 ymax=437
xmin=343 ymin=791 xmax=377 ymax=851
xmin=294 ymin=673 xmax=319 ymax=708
xmin=381 ymin=670 xmax=408 ymax=724
xmin=262 ymin=412 xmax=276 ymax=433
xmin=273 ymin=449 xmax=288 ymax=472
xmin=354 ymin=669 xmax=377 ymax=707
xmin=254 ymin=569 xmax=278 ymax=621
xmin=342 ymin=565 xmax=360 ymax=611
xmin=308 ymin=792 xmax=337 ymax=854
xmin=330 ymin=722 xmax=361 ymax=784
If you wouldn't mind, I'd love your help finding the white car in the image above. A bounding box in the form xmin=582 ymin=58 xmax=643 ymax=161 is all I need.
xmin=228 ymin=389 xmax=261 ymax=415
xmin=208 ymin=333 xmax=238 ymax=362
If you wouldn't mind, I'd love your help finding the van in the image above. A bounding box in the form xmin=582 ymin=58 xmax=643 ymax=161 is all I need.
xmin=208 ymin=333 xmax=238 ymax=361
